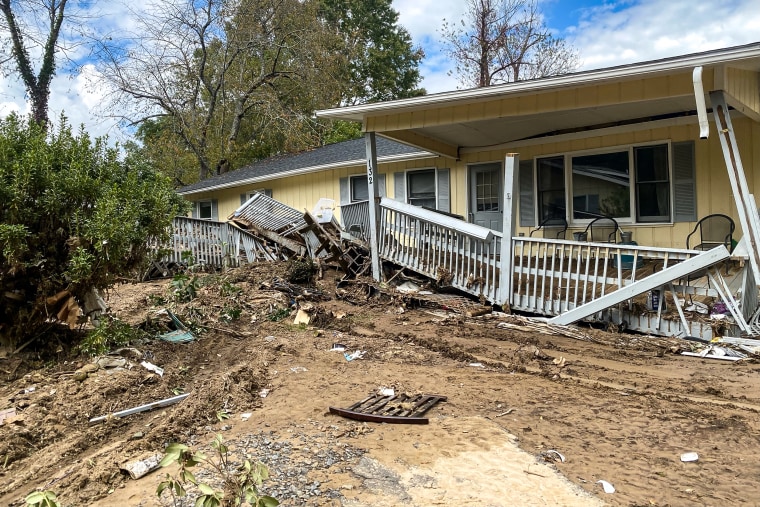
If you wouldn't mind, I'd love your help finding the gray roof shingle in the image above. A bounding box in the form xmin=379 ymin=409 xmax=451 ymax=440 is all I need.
xmin=178 ymin=136 xmax=429 ymax=194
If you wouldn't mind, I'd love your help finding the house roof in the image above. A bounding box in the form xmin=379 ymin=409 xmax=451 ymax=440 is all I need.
xmin=316 ymin=42 xmax=760 ymax=157
xmin=177 ymin=136 xmax=435 ymax=195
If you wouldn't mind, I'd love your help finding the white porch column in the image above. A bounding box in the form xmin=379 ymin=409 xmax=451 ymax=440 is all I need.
xmin=710 ymin=91 xmax=760 ymax=286
xmin=365 ymin=132 xmax=382 ymax=281
xmin=498 ymin=153 xmax=519 ymax=307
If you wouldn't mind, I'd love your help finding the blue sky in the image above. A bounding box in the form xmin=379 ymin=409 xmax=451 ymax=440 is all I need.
xmin=1 ymin=0 xmax=760 ymax=141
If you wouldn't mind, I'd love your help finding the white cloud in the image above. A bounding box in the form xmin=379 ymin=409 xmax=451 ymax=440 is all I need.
xmin=569 ymin=0 xmax=760 ymax=70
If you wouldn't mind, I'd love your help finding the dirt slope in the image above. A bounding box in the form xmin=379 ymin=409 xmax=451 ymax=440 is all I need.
xmin=2 ymin=263 xmax=760 ymax=507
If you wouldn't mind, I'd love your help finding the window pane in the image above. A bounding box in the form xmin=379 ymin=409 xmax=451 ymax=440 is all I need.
xmin=199 ymin=201 xmax=212 ymax=219
xmin=635 ymin=145 xmax=670 ymax=222
xmin=537 ymin=156 xmax=565 ymax=220
xmin=572 ymin=151 xmax=630 ymax=220
xmin=408 ymin=170 xmax=436 ymax=208
xmin=351 ymin=176 xmax=369 ymax=202
xmin=476 ymin=168 xmax=500 ymax=211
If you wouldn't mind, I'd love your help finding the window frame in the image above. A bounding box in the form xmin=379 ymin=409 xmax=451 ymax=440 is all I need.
xmin=349 ymin=174 xmax=369 ymax=203
xmin=406 ymin=168 xmax=437 ymax=209
xmin=196 ymin=200 xmax=214 ymax=220
xmin=534 ymin=140 xmax=673 ymax=226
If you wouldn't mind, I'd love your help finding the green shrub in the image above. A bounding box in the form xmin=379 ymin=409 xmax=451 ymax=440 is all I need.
xmin=0 ymin=114 xmax=188 ymax=347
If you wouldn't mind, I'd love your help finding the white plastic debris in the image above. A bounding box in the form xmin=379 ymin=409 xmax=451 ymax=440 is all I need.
xmin=140 ymin=361 xmax=164 ymax=377
xmin=680 ymin=452 xmax=699 ymax=462
xmin=596 ymin=480 xmax=615 ymax=494
xmin=259 ymin=389 xmax=271 ymax=398
xmin=241 ymin=412 xmax=253 ymax=421
xmin=344 ymin=350 xmax=366 ymax=361
xmin=378 ymin=387 xmax=395 ymax=397
xmin=330 ymin=343 xmax=347 ymax=352
xmin=468 ymin=362 xmax=485 ymax=368
xmin=396 ymin=281 xmax=420 ymax=293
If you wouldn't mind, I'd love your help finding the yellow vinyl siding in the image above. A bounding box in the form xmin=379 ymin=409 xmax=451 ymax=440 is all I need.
xmin=724 ymin=67 xmax=760 ymax=119
xmin=365 ymin=73 xmax=696 ymax=132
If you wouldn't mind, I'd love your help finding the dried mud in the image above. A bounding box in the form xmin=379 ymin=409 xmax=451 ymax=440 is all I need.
xmin=1 ymin=262 xmax=760 ymax=506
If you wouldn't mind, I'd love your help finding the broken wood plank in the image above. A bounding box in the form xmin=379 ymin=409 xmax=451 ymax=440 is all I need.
xmin=550 ymin=247 xmax=731 ymax=326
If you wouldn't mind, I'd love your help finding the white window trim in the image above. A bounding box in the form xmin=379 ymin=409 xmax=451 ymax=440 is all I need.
xmin=196 ymin=199 xmax=214 ymax=221
xmin=535 ymin=140 xmax=673 ymax=226
xmin=405 ymin=167 xmax=438 ymax=209
xmin=245 ymin=189 xmax=272 ymax=200
xmin=349 ymin=174 xmax=369 ymax=203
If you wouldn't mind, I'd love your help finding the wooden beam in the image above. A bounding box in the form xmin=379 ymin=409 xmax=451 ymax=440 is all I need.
xmin=382 ymin=130 xmax=459 ymax=160
xmin=550 ymin=247 xmax=731 ymax=326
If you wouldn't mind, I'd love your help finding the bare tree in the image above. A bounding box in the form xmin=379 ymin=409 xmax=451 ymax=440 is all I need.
xmin=440 ymin=0 xmax=579 ymax=88
xmin=96 ymin=0 xmax=342 ymax=181
xmin=0 ymin=0 xmax=69 ymax=125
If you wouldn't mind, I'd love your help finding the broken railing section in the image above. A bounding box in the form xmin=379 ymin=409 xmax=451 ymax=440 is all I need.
xmin=376 ymin=197 xmax=502 ymax=303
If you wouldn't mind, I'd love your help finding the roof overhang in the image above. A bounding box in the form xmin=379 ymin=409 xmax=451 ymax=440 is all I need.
xmin=178 ymin=149 xmax=436 ymax=195
xmin=317 ymin=43 xmax=760 ymax=157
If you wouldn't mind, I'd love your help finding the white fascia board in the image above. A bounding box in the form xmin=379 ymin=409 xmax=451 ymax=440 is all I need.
xmin=178 ymin=151 xmax=435 ymax=195
xmin=317 ymin=44 xmax=760 ymax=122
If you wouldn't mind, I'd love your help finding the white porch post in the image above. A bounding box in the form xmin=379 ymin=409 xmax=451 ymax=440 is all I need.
xmin=365 ymin=132 xmax=382 ymax=281
xmin=709 ymin=91 xmax=760 ymax=286
xmin=498 ymin=153 xmax=519 ymax=307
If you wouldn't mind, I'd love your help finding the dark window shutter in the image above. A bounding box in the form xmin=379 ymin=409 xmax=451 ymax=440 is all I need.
xmin=519 ymin=160 xmax=536 ymax=227
xmin=191 ymin=202 xmax=198 ymax=218
xmin=394 ymin=172 xmax=406 ymax=202
xmin=672 ymin=141 xmax=697 ymax=222
xmin=211 ymin=199 xmax=218 ymax=221
xmin=339 ymin=178 xmax=349 ymax=204
xmin=437 ymin=169 xmax=450 ymax=213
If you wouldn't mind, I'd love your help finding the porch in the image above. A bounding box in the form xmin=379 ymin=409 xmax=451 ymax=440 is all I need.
xmin=340 ymin=194 xmax=755 ymax=341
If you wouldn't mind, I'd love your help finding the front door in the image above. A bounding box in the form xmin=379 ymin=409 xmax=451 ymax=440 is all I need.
xmin=469 ymin=163 xmax=502 ymax=232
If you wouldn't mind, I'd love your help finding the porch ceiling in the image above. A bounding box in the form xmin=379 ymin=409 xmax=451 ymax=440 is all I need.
xmin=384 ymin=95 xmax=699 ymax=153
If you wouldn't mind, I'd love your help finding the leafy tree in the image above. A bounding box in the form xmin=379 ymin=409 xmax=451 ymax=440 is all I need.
xmin=0 ymin=113 xmax=187 ymax=347
xmin=96 ymin=0 xmax=345 ymax=182
xmin=0 ymin=0 xmax=70 ymax=125
xmin=319 ymin=0 xmax=425 ymax=105
xmin=440 ymin=0 xmax=579 ymax=88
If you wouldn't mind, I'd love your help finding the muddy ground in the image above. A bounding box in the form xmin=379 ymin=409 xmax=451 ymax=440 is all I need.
xmin=2 ymin=261 xmax=760 ymax=506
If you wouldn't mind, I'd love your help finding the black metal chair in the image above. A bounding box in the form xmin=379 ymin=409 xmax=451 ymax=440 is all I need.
xmin=584 ymin=217 xmax=620 ymax=243
xmin=529 ymin=216 xmax=568 ymax=239
xmin=686 ymin=214 xmax=735 ymax=251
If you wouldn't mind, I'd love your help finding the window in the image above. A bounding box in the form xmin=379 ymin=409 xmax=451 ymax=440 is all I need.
xmin=537 ymin=156 xmax=565 ymax=220
xmin=535 ymin=143 xmax=672 ymax=224
xmin=475 ymin=167 xmax=500 ymax=211
xmin=572 ymin=151 xmax=629 ymax=220
xmin=245 ymin=189 xmax=272 ymax=200
xmin=350 ymin=175 xmax=369 ymax=202
xmin=407 ymin=169 xmax=436 ymax=208
xmin=635 ymin=145 xmax=670 ymax=222
xmin=197 ymin=200 xmax=213 ymax=220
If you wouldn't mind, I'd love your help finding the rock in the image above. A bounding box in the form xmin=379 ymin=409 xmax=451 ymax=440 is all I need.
xmin=72 ymin=370 xmax=89 ymax=382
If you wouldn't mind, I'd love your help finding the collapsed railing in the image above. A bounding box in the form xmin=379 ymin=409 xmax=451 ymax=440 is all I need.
xmin=155 ymin=217 xmax=282 ymax=269
xmin=340 ymin=200 xmax=371 ymax=242
xmin=377 ymin=197 xmax=503 ymax=302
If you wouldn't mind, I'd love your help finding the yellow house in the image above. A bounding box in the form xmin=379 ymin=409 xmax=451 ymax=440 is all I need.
xmin=177 ymin=136 xmax=455 ymax=224
xmin=316 ymin=42 xmax=760 ymax=252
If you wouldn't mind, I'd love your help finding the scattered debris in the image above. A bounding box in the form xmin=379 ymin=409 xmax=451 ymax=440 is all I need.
xmin=89 ymin=393 xmax=190 ymax=425
xmin=140 ymin=361 xmax=164 ymax=377
xmin=682 ymin=345 xmax=747 ymax=361
xmin=120 ymin=454 xmax=163 ymax=480
xmin=377 ymin=387 xmax=395 ymax=397
xmin=0 ymin=407 xmax=17 ymax=426
xmin=329 ymin=392 xmax=447 ymax=424
xmin=293 ymin=309 xmax=311 ymax=325
xmin=680 ymin=452 xmax=699 ymax=462
xmin=330 ymin=343 xmax=347 ymax=352
xmin=241 ymin=412 xmax=253 ymax=421
xmin=596 ymin=480 xmax=616 ymax=494
xmin=541 ymin=450 xmax=566 ymax=463
xmin=259 ymin=389 xmax=271 ymax=398
xmin=155 ymin=309 xmax=194 ymax=343
xmin=344 ymin=350 xmax=366 ymax=361
xmin=468 ymin=362 xmax=485 ymax=368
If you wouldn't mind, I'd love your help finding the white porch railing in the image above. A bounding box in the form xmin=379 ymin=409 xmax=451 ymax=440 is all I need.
xmin=377 ymin=197 xmax=503 ymax=302
xmin=157 ymin=217 xmax=278 ymax=268
xmin=509 ymin=237 xmax=704 ymax=316
xmin=340 ymin=200 xmax=370 ymax=242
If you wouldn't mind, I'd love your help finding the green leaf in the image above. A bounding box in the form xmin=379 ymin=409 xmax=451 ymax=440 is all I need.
xmin=156 ymin=481 xmax=170 ymax=497
xmin=258 ymin=496 xmax=280 ymax=507
xmin=197 ymin=483 xmax=216 ymax=496
xmin=25 ymin=492 xmax=45 ymax=504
